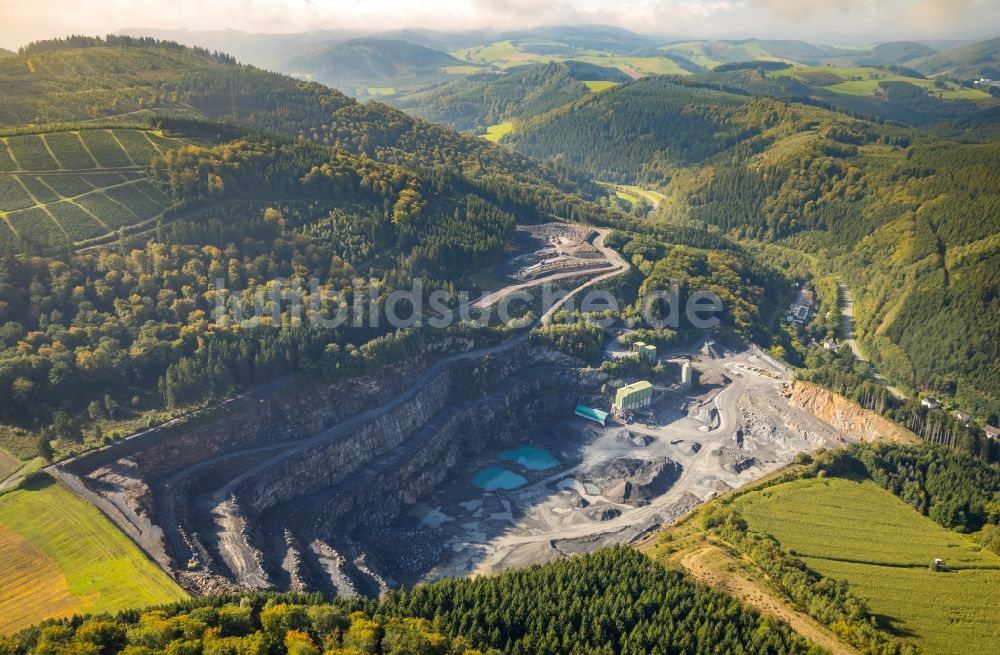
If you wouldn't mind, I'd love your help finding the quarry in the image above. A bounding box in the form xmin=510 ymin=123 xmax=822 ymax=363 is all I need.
xmin=52 ymin=225 xmax=885 ymax=598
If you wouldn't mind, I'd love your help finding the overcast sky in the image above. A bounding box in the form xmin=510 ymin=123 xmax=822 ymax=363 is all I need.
xmin=2 ymin=0 xmax=999 ymax=50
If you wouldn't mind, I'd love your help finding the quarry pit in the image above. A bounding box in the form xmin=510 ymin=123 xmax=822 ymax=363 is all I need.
xmin=52 ymin=225 xmax=874 ymax=597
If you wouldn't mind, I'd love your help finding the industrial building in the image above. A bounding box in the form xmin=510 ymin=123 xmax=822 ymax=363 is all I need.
xmin=614 ymin=381 xmax=653 ymax=412
xmin=631 ymin=341 xmax=657 ymax=362
xmin=575 ymin=404 xmax=609 ymax=426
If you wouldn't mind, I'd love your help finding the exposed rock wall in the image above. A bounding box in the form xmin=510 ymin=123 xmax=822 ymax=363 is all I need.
xmin=789 ymin=381 xmax=919 ymax=444
xmin=58 ymin=336 xmax=601 ymax=594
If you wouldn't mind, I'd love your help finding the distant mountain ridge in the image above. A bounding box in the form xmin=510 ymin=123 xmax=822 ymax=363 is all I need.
xmin=909 ymin=36 xmax=1000 ymax=79
xmin=396 ymin=60 xmax=631 ymax=131
xmin=278 ymin=38 xmax=463 ymax=91
xmin=855 ymin=41 xmax=939 ymax=66
xmin=503 ymin=75 xmax=1000 ymax=416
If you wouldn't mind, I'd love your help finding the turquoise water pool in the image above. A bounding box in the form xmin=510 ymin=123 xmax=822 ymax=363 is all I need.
xmin=498 ymin=446 xmax=560 ymax=471
xmin=471 ymin=466 xmax=528 ymax=491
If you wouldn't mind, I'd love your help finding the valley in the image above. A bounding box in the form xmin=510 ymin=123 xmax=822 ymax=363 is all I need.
xmin=0 ymin=18 xmax=997 ymax=655
xmin=45 ymin=228 xmax=901 ymax=606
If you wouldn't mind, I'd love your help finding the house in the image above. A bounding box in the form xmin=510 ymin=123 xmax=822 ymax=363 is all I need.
xmin=921 ymin=398 xmax=942 ymax=410
xmin=786 ymin=287 xmax=816 ymax=325
xmin=823 ymin=338 xmax=839 ymax=352
xmin=984 ymin=425 xmax=1000 ymax=440
xmin=953 ymin=411 xmax=972 ymax=425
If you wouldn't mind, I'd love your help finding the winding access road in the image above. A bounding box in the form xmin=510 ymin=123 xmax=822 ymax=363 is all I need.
xmin=115 ymin=229 xmax=629 ymax=581
xmin=838 ymin=282 xmax=905 ymax=399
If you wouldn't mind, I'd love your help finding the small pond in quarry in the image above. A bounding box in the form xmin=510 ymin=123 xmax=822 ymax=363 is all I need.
xmin=471 ymin=466 xmax=528 ymax=491
xmin=498 ymin=446 xmax=560 ymax=471
xmin=471 ymin=447 xmax=560 ymax=491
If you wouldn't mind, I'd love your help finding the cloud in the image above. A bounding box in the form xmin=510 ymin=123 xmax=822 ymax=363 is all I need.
xmin=0 ymin=0 xmax=997 ymax=50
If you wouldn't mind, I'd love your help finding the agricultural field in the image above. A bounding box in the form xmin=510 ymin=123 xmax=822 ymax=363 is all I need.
xmin=451 ymin=40 xmax=690 ymax=78
xmin=732 ymin=476 xmax=1000 ymax=654
xmin=365 ymin=87 xmax=396 ymax=96
xmin=659 ymin=40 xmax=774 ymax=69
xmin=451 ymin=40 xmax=525 ymax=67
xmin=0 ymin=474 xmax=187 ymax=635
xmin=772 ymin=65 xmax=994 ymax=99
xmin=0 ymin=127 xmax=187 ymax=251
xmin=441 ymin=64 xmax=484 ymax=75
xmin=598 ymin=182 xmax=666 ymax=209
xmin=582 ymin=80 xmax=619 ymax=92
xmin=578 ymin=55 xmax=688 ymax=77
xmin=482 ymin=121 xmax=514 ymax=143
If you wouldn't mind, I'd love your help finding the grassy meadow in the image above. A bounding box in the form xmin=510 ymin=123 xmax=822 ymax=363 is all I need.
xmin=0 ymin=474 xmax=187 ymax=635
xmin=598 ymin=181 xmax=666 ymax=209
xmin=732 ymin=476 xmax=1000 ymax=654
xmin=582 ymin=80 xmax=619 ymax=92
xmin=482 ymin=121 xmax=514 ymax=143
xmin=772 ymin=65 xmax=994 ymax=100
xmin=450 ymin=40 xmax=689 ymax=78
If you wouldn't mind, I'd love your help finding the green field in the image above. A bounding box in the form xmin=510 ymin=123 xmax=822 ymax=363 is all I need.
xmin=598 ymin=182 xmax=666 ymax=209
xmin=0 ymin=475 xmax=187 ymax=634
xmin=575 ymin=55 xmax=686 ymax=77
xmin=450 ymin=40 xmax=688 ymax=78
xmin=442 ymin=64 xmax=484 ymax=75
xmin=482 ymin=121 xmax=514 ymax=143
xmin=583 ymin=80 xmax=619 ymax=92
xmin=773 ymin=65 xmax=994 ymax=100
xmin=451 ymin=40 xmax=523 ymax=66
xmin=733 ymin=476 xmax=1000 ymax=654
xmin=659 ymin=42 xmax=724 ymax=69
xmin=659 ymin=40 xmax=777 ymax=69
xmin=0 ymin=127 xmax=185 ymax=250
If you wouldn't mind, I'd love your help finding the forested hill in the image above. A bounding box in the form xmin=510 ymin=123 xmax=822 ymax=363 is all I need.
xmin=278 ymin=38 xmax=461 ymax=88
xmin=908 ymin=36 xmax=1000 ymax=80
xmin=0 ymin=547 xmax=818 ymax=655
xmin=510 ymin=76 xmax=1000 ymax=419
xmin=0 ymin=36 xmax=594 ymax=196
xmin=396 ymin=61 xmax=631 ymax=132
xmin=0 ymin=38 xmax=648 ymax=459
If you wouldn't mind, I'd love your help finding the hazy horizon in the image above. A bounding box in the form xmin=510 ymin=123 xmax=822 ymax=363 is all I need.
xmin=2 ymin=0 xmax=999 ymax=52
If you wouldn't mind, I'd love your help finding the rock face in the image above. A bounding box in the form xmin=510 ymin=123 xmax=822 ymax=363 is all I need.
xmin=789 ymin=382 xmax=919 ymax=444
xmin=57 ymin=340 xmax=601 ymax=595
xmin=587 ymin=458 xmax=683 ymax=507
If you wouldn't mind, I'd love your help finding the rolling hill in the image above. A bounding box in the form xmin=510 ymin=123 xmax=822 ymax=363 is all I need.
xmin=449 ymin=31 xmax=694 ymax=77
xmin=277 ymin=38 xmax=467 ymax=98
xmin=395 ymin=60 xmax=630 ymax=132
xmin=909 ymin=36 xmax=1000 ymax=79
xmin=508 ymin=76 xmax=1000 ymax=418
xmin=0 ymin=35 xmax=645 ymax=463
xmin=855 ymin=40 xmax=939 ymax=66
xmin=648 ymin=443 xmax=1000 ymax=655
xmin=119 ymin=27 xmax=357 ymax=68
xmin=692 ymin=62 xmax=997 ymax=125
xmin=494 ymin=24 xmax=664 ymax=54
xmin=0 ymin=36 xmax=604 ymax=198
xmin=0 ymin=126 xmax=193 ymax=251
xmin=659 ymin=38 xmax=835 ymax=68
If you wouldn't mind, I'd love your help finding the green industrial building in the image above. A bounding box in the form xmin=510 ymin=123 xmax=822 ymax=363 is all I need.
xmin=631 ymin=341 xmax=657 ymax=362
xmin=614 ymin=381 xmax=653 ymax=411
